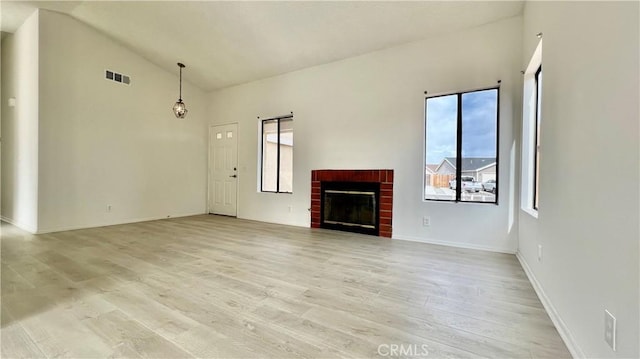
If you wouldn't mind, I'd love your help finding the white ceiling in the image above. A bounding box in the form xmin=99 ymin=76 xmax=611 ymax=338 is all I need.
xmin=1 ymin=1 xmax=524 ymax=92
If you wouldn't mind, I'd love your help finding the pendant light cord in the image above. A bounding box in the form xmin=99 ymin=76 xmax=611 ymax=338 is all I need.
xmin=179 ymin=66 xmax=183 ymax=101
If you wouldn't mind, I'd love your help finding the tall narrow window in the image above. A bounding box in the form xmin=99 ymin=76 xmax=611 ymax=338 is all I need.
xmin=521 ymin=40 xmax=542 ymax=216
xmin=533 ymin=66 xmax=542 ymax=210
xmin=261 ymin=116 xmax=293 ymax=193
xmin=424 ymin=88 xmax=499 ymax=203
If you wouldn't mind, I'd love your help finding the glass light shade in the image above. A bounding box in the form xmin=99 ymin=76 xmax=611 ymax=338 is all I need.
xmin=173 ymin=100 xmax=187 ymax=118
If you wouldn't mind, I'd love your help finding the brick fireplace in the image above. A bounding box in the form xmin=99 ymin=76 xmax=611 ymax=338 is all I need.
xmin=311 ymin=169 xmax=393 ymax=238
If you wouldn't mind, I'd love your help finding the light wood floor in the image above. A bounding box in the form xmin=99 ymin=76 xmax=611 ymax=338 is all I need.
xmin=1 ymin=215 xmax=570 ymax=358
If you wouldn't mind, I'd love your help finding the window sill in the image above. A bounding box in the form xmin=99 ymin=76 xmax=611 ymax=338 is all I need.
xmin=521 ymin=207 xmax=538 ymax=219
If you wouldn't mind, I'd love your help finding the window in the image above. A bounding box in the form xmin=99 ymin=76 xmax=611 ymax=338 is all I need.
xmin=533 ymin=66 xmax=542 ymax=210
xmin=521 ymin=40 xmax=542 ymax=216
xmin=260 ymin=116 xmax=293 ymax=193
xmin=424 ymin=88 xmax=499 ymax=203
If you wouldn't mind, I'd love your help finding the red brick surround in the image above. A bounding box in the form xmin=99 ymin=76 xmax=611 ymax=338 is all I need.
xmin=311 ymin=169 xmax=393 ymax=238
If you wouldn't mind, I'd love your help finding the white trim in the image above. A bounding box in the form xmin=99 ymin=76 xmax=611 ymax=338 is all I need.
xmin=521 ymin=39 xmax=543 ymax=216
xmin=207 ymin=125 xmax=213 ymax=214
xmin=33 ymin=212 xmax=206 ymax=234
xmin=423 ymin=96 xmax=428 ymax=199
xmin=1 ymin=216 xmax=38 ymax=233
xmin=516 ymin=252 xmax=584 ymax=359
xmin=521 ymin=207 xmax=539 ymax=219
xmin=257 ymin=118 xmax=263 ymax=192
xmin=392 ymin=234 xmax=516 ymax=254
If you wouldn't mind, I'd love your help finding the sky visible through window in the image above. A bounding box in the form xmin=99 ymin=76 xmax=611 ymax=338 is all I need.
xmin=426 ymin=89 xmax=497 ymax=166
xmin=426 ymin=94 xmax=457 ymax=165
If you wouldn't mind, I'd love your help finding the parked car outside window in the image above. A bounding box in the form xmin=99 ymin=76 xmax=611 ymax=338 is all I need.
xmin=482 ymin=179 xmax=497 ymax=193
xmin=449 ymin=176 xmax=481 ymax=192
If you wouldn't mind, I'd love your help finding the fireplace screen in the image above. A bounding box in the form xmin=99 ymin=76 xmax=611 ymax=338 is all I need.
xmin=321 ymin=182 xmax=380 ymax=235
xmin=324 ymin=190 xmax=376 ymax=228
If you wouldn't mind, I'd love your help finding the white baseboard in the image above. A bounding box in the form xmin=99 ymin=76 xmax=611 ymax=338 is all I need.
xmin=34 ymin=211 xmax=206 ymax=234
xmin=238 ymin=215 xmax=310 ymax=229
xmin=1 ymin=215 xmax=38 ymax=233
xmin=392 ymin=234 xmax=516 ymax=254
xmin=516 ymin=251 xmax=584 ymax=359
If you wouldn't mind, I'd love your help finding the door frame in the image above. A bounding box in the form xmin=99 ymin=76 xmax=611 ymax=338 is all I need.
xmin=207 ymin=122 xmax=239 ymax=216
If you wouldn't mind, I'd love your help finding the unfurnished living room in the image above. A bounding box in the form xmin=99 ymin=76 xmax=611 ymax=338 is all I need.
xmin=1 ymin=1 xmax=638 ymax=358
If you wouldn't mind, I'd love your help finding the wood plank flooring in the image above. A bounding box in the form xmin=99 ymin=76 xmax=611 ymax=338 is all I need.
xmin=1 ymin=215 xmax=570 ymax=358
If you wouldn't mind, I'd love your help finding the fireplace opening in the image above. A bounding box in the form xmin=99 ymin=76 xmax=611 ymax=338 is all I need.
xmin=321 ymin=182 xmax=380 ymax=236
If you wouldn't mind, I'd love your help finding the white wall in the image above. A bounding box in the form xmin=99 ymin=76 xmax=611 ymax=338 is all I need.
xmin=2 ymin=10 xmax=209 ymax=233
xmin=35 ymin=10 xmax=209 ymax=232
xmin=1 ymin=11 xmax=40 ymax=232
xmin=208 ymin=16 xmax=522 ymax=253
xmin=518 ymin=2 xmax=639 ymax=358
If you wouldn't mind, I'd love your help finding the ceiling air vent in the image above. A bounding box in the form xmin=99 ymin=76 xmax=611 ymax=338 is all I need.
xmin=105 ymin=70 xmax=131 ymax=85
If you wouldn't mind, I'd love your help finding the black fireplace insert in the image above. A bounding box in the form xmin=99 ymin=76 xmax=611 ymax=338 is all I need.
xmin=320 ymin=181 xmax=380 ymax=236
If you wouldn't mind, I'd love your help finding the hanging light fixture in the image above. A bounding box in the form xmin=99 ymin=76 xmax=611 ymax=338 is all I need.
xmin=172 ymin=62 xmax=188 ymax=118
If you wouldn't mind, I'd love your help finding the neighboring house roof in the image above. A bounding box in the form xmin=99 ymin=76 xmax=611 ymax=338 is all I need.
xmin=443 ymin=157 xmax=496 ymax=171
xmin=434 ymin=158 xmax=456 ymax=173
xmin=425 ymin=164 xmax=438 ymax=173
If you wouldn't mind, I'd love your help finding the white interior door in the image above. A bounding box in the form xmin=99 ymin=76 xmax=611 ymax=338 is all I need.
xmin=209 ymin=124 xmax=238 ymax=216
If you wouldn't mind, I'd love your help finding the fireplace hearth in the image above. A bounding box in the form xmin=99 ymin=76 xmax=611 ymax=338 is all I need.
xmin=311 ymin=169 xmax=393 ymax=238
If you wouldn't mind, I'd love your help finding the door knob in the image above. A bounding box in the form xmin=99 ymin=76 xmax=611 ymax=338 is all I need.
xmin=230 ymin=174 xmax=237 ymax=178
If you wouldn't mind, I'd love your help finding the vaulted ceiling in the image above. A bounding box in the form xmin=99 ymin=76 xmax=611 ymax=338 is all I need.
xmin=1 ymin=1 xmax=524 ymax=91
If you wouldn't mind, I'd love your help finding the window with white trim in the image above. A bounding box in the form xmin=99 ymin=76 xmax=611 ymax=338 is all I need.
xmin=521 ymin=40 xmax=543 ymax=215
xmin=533 ymin=66 xmax=542 ymax=210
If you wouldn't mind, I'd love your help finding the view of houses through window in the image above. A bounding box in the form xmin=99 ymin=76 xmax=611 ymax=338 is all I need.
xmin=261 ymin=116 xmax=293 ymax=193
xmin=424 ymin=88 xmax=498 ymax=203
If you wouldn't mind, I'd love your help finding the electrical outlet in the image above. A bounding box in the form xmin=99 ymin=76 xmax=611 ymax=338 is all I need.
xmin=605 ymin=310 xmax=616 ymax=351
xmin=422 ymin=216 xmax=430 ymax=227
xmin=537 ymin=244 xmax=543 ymax=262
xmin=106 ymin=205 xmax=112 ymax=212
xmin=288 ymin=205 xmax=293 ymax=213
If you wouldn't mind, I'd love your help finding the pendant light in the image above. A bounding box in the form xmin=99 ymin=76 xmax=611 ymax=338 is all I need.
xmin=172 ymin=62 xmax=188 ymax=118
